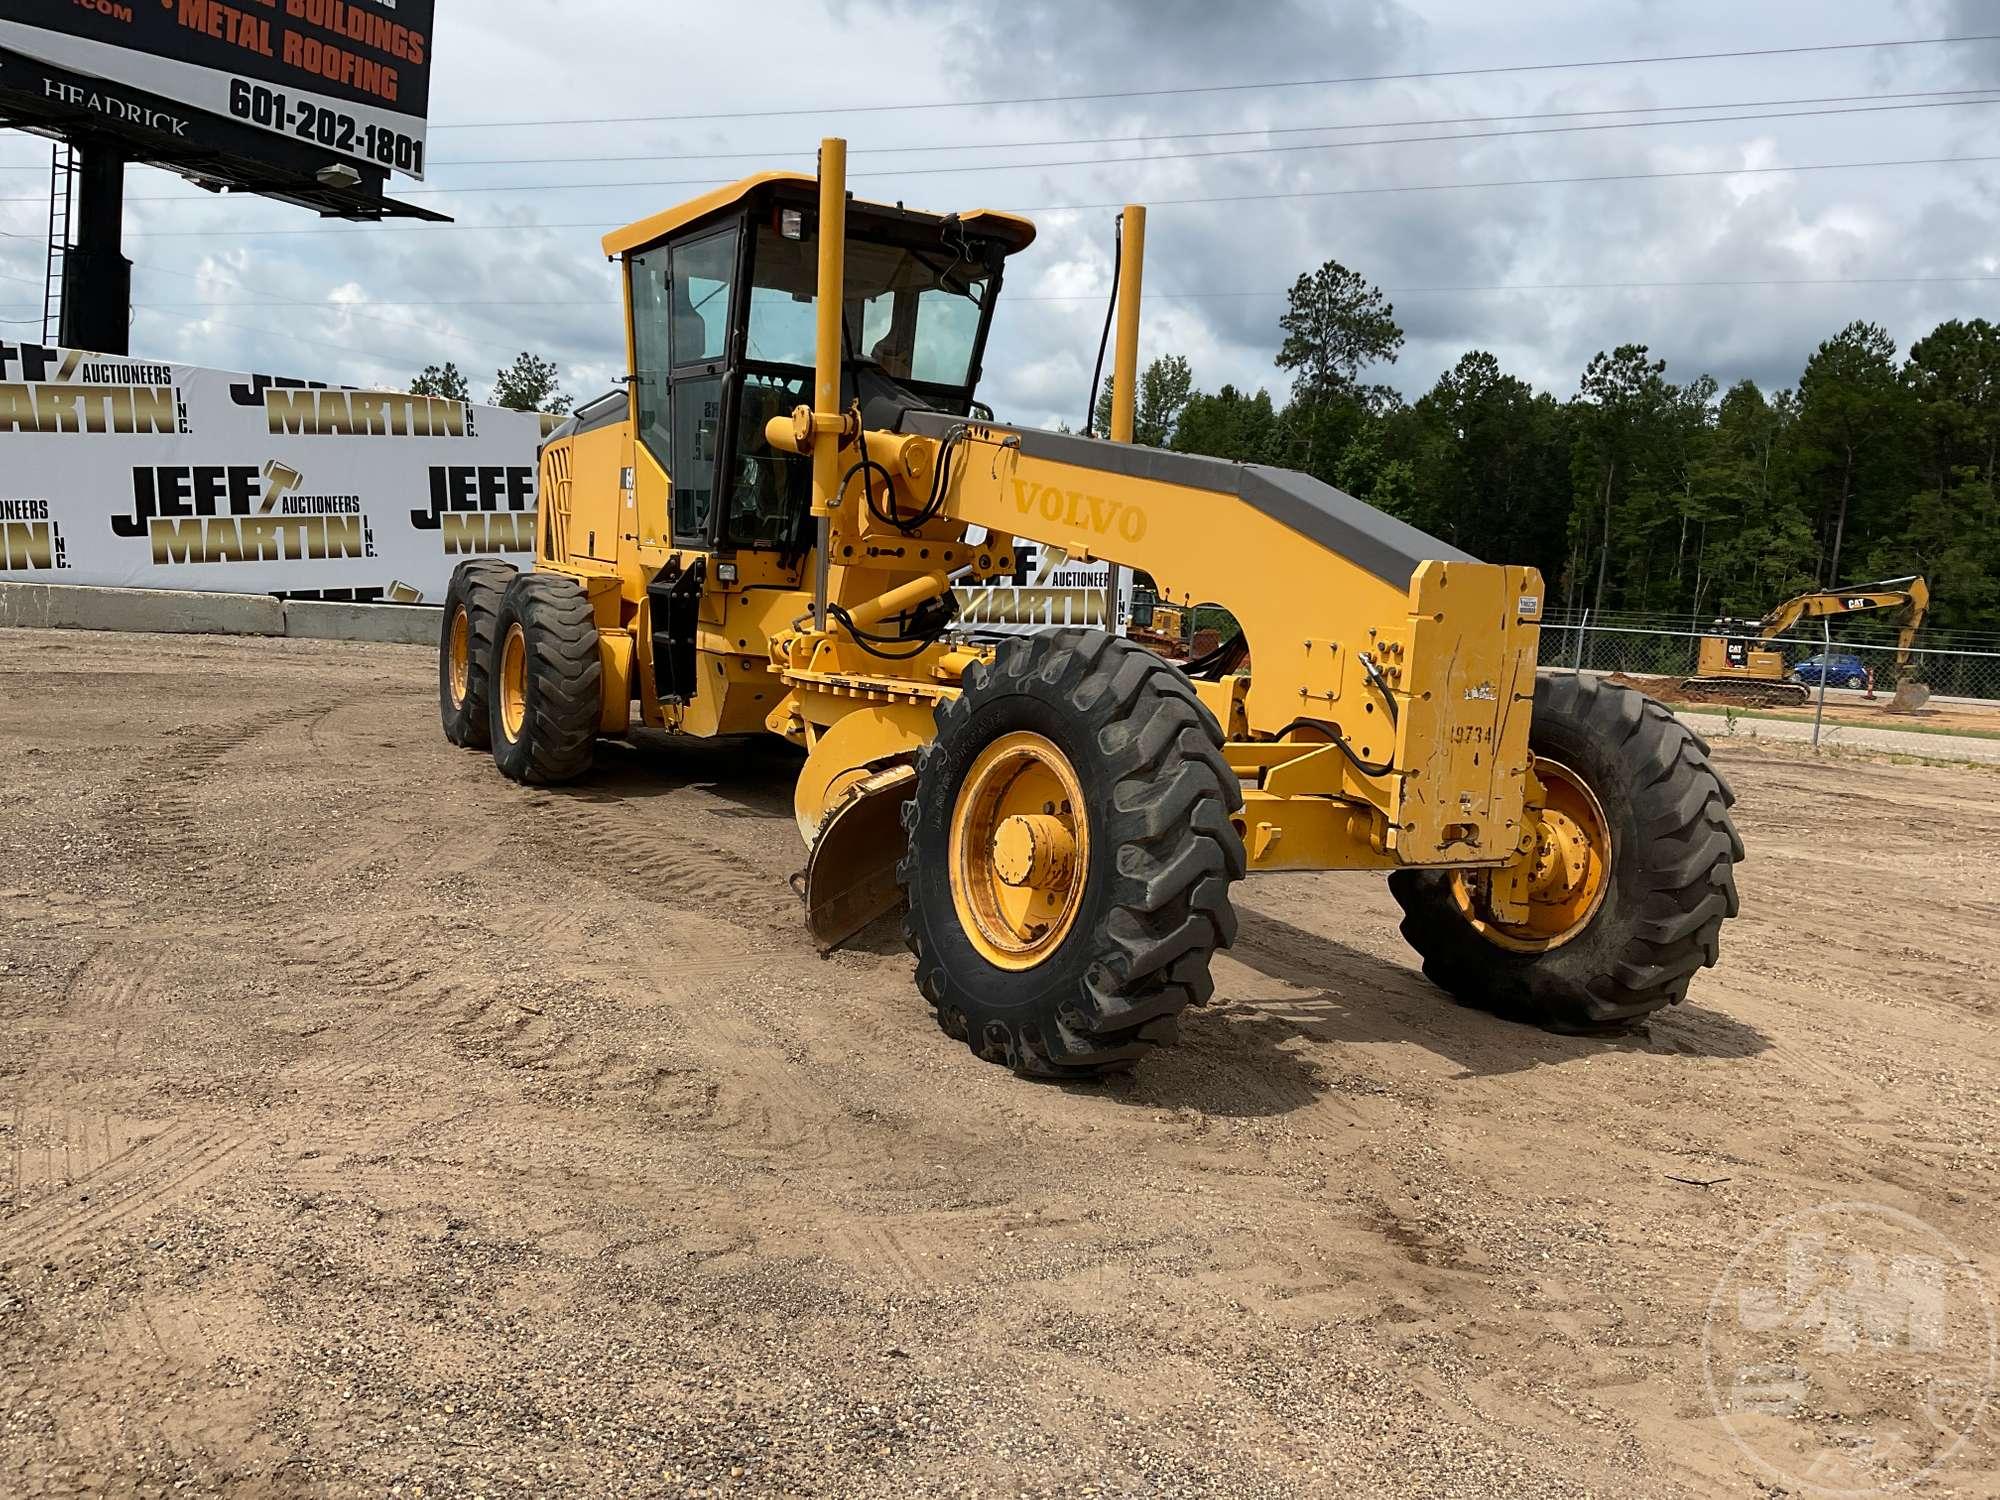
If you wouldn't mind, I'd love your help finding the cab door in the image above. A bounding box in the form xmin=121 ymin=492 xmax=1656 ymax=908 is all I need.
xmin=663 ymin=225 xmax=740 ymax=549
xmin=628 ymin=225 xmax=739 ymax=556
xmin=628 ymin=223 xmax=743 ymax=705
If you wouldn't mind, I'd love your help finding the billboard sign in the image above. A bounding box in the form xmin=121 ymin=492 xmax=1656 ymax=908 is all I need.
xmin=0 ymin=0 xmax=435 ymax=179
xmin=0 ymin=341 xmax=551 ymax=604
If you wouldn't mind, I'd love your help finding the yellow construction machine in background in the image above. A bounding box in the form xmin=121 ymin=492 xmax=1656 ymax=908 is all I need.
xmin=1683 ymin=576 xmax=1930 ymax=707
xmin=1126 ymin=581 xmax=1191 ymax=658
xmin=437 ymin=140 xmax=1744 ymax=1077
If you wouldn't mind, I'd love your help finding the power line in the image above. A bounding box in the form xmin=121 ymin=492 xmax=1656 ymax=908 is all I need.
xmin=37 ymin=94 xmax=2000 ymax=206
xmin=98 ymin=152 xmax=2000 ymax=238
xmin=1112 ymin=274 xmax=2000 ymax=298
xmin=144 ymin=298 xmax=615 ymax=310
xmin=421 ymin=87 xmax=2000 ymax=167
xmin=1053 ymin=152 xmax=2000 ymax=212
xmin=119 ymin=274 xmax=2000 ymax=315
xmin=145 ymin=297 xmax=551 ymax=360
xmin=423 ymin=33 xmax=2000 ymax=129
xmin=1 ymin=85 xmax=1991 ymax=178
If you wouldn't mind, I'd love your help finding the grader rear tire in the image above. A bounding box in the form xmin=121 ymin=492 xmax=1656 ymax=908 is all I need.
xmin=488 ymin=573 xmax=602 ymax=786
xmin=439 ymin=558 xmax=518 ymax=749
xmin=1390 ymin=674 xmax=1743 ymax=1032
xmin=899 ymin=628 xmax=1246 ymax=1078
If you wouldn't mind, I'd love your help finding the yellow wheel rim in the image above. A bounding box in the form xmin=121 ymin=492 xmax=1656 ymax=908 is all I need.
xmin=447 ymin=605 xmax=472 ymax=708
xmin=949 ymin=731 xmax=1091 ymax=971
xmin=499 ymin=621 xmax=528 ymax=743
xmin=1450 ymin=757 xmax=1612 ymax=953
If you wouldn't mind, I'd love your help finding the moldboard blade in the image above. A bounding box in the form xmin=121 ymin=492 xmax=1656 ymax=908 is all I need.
xmin=801 ymin=765 xmax=917 ymax=951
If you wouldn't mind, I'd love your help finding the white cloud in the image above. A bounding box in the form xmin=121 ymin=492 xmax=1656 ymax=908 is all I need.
xmin=1 ymin=0 xmax=1995 ymax=419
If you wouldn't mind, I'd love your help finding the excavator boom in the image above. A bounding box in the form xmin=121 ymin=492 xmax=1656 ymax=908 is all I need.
xmin=1687 ymin=575 xmax=1930 ymax=705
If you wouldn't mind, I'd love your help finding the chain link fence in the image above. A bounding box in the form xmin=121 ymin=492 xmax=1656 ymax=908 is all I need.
xmin=1537 ymin=613 xmax=2000 ymax=704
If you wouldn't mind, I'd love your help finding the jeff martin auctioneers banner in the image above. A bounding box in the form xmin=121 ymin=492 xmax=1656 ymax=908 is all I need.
xmin=0 ymin=341 xmax=553 ymax=605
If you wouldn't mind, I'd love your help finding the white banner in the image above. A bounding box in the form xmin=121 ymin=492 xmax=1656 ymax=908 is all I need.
xmin=955 ymin=542 xmax=1127 ymax=635
xmin=0 ymin=342 xmax=550 ymax=605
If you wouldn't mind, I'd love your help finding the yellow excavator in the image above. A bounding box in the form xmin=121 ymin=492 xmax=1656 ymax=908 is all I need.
xmin=1683 ymin=576 xmax=1930 ymax=707
xmin=438 ymin=142 xmax=1744 ymax=1076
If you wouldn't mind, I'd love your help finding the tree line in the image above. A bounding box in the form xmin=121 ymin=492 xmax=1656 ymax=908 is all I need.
xmin=409 ymin=353 xmax=572 ymax=415
xmin=1100 ymin=261 xmax=1999 ymax=637
xmin=406 ymin=284 xmax=1998 ymax=637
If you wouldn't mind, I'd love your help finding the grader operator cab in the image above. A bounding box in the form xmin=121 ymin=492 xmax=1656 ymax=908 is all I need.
xmin=439 ymin=142 xmax=1744 ymax=1078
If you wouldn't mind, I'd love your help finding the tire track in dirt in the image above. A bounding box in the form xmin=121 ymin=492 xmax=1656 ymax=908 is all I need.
xmin=3 ymin=1097 xmax=20 ymax=1214
xmin=527 ymin=794 xmax=800 ymax=929
xmin=106 ymin=708 xmax=304 ymax=874
xmin=6 ymin=1108 xmax=161 ymax=1205
xmin=263 ymin=917 xmax=446 ymax=1002
xmin=818 ymin=1209 xmax=1103 ymax=1298
xmin=4 ymin=941 xmax=179 ymax=1221
xmin=641 ymin=964 xmax=872 ymax=1170
xmin=0 ymin=1123 xmax=249 ymax=1266
xmin=51 ymin=937 xmax=167 ymax=1065
xmin=102 ymin=696 xmax=406 ymax=899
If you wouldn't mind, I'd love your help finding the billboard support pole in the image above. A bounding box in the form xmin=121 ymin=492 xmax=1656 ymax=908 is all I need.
xmin=59 ymin=140 xmax=131 ymax=356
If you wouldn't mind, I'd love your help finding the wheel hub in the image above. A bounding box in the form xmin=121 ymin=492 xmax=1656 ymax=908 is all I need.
xmin=499 ymin=621 xmax=528 ymax=742
xmin=1526 ymin=806 xmax=1593 ymax=903
xmin=992 ymin=813 xmax=1077 ymax=890
xmin=1451 ymin=757 xmax=1611 ymax=953
xmin=447 ymin=605 xmax=472 ymax=708
xmin=949 ymin=732 xmax=1090 ymax=970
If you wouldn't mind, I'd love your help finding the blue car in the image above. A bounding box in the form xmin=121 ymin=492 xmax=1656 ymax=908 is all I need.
xmin=1789 ymin=652 xmax=1870 ymax=690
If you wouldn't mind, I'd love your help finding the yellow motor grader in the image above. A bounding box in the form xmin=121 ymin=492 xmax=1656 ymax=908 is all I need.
xmin=438 ymin=141 xmax=1743 ymax=1077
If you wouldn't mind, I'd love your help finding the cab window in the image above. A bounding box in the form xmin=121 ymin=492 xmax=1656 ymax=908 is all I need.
xmin=745 ymin=225 xmax=990 ymax=393
xmin=671 ymin=228 xmax=736 ymax=367
xmin=729 ymin=371 xmax=812 ymax=550
xmin=666 ymin=226 xmax=739 ymax=545
xmin=629 ymin=248 xmax=671 ymax=470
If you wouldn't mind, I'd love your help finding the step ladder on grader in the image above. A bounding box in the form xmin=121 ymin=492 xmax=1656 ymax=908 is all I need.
xmin=438 ymin=140 xmax=1744 ymax=1077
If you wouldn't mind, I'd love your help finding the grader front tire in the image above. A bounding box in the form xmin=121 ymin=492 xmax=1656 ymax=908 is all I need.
xmin=439 ymin=558 xmax=518 ymax=749
xmin=488 ymin=573 xmax=603 ymax=786
xmin=1390 ymin=674 xmax=1743 ymax=1032
xmin=899 ymin=628 xmax=1246 ymax=1078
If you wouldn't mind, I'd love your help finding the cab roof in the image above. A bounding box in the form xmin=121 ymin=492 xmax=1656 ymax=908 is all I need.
xmin=601 ymin=171 xmax=1037 ymax=258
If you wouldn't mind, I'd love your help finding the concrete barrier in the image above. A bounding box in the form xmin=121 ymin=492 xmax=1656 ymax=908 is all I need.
xmin=0 ymin=581 xmax=285 ymax=636
xmin=0 ymin=582 xmax=440 ymax=646
xmin=282 ymin=599 xmax=442 ymax=646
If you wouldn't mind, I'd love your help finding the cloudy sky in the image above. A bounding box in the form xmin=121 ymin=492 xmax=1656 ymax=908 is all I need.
xmin=2 ymin=1 xmax=1996 ymax=424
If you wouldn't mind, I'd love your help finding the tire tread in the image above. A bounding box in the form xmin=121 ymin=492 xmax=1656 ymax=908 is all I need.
xmin=490 ymin=572 xmax=602 ymax=785
xmin=439 ymin=558 xmax=519 ymax=749
xmin=1391 ymin=673 xmax=1741 ymax=1032
xmin=899 ymin=628 xmax=1245 ymax=1078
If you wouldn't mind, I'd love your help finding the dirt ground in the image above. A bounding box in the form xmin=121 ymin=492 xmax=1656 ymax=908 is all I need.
xmin=2 ymin=628 xmax=1996 ymax=1499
